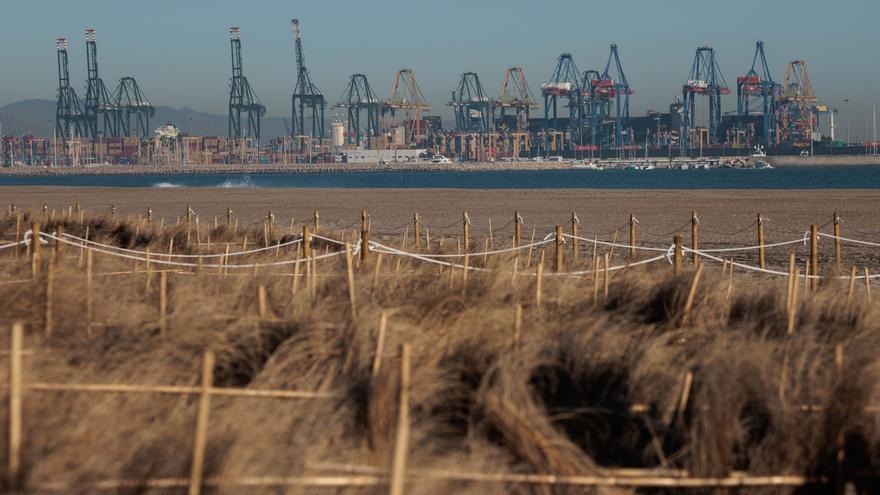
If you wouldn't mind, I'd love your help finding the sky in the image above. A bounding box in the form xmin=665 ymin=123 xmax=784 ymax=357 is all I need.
xmin=1 ymin=0 xmax=878 ymax=140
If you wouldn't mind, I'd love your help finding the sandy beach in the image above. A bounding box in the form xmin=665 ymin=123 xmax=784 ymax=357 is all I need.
xmin=2 ymin=187 xmax=875 ymax=245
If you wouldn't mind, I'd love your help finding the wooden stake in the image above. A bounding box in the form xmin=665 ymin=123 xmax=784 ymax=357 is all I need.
xmin=54 ymin=224 xmax=64 ymax=262
xmin=302 ymin=225 xmax=311 ymax=259
xmin=833 ymin=212 xmax=842 ymax=269
xmin=345 ymin=244 xmax=357 ymax=318
xmin=673 ymin=234 xmax=682 ymax=276
xmin=258 ymin=285 xmax=268 ymax=320
xmin=188 ymin=351 xmax=214 ymax=495
xmin=535 ymin=251 xmax=544 ymax=308
xmin=513 ymin=210 xmax=521 ymax=248
xmin=810 ymin=224 xmax=818 ymax=291
xmin=865 ymin=267 xmax=872 ymax=302
xmin=45 ymin=259 xmax=54 ymax=337
xmin=463 ymin=211 xmax=470 ymax=252
xmin=488 ymin=218 xmax=494 ymax=250
xmin=313 ymin=210 xmax=319 ymax=233
xmin=226 ymin=208 xmax=232 ymax=229
xmin=603 ymin=252 xmax=610 ymax=300
xmin=571 ymin=211 xmax=578 ymax=262
xmin=757 ymin=213 xmax=766 ymax=270
xmin=788 ymin=265 xmax=800 ymax=335
xmin=390 ymin=344 xmax=411 ymax=495
xmin=691 ymin=211 xmax=699 ymax=265
xmin=86 ymin=248 xmax=93 ymax=336
xmin=8 ymin=322 xmax=22 ymax=492
xmin=371 ymin=253 xmax=384 ymax=290
xmin=371 ymin=311 xmax=388 ymax=377
xmin=159 ymin=271 xmax=168 ymax=334
xmin=513 ymin=304 xmax=522 ymax=352
xmin=31 ymin=222 xmax=41 ymax=277
xmin=525 ymin=228 xmax=536 ymax=268
xmin=360 ymin=211 xmax=369 ymax=263
xmin=592 ymin=255 xmax=600 ymax=305
xmin=413 ymin=212 xmax=421 ymax=249
xmin=554 ymin=225 xmax=563 ymax=273
xmin=629 ymin=213 xmax=637 ymax=259
xmin=681 ymin=263 xmax=705 ymax=326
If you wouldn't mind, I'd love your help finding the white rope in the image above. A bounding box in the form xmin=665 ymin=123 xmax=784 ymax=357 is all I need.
xmin=397 ymin=238 xmax=554 ymax=259
xmin=684 ymin=247 xmax=880 ymax=280
xmin=0 ymin=239 xmax=28 ymax=251
xmin=563 ymin=233 xmax=670 ymax=253
xmin=61 ymin=232 xmax=302 ymax=259
xmin=548 ymin=252 xmax=671 ymax=277
xmin=689 ymin=234 xmax=809 ymax=253
xmin=42 ymin=232 xmax=348 ymax=269
xmin=369 ymin=241 xmax=491 ymax=272
xmin=818 ymin=232 xmax=880 ymax=249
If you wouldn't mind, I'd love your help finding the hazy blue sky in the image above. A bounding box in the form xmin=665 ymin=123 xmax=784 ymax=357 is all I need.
xmin=1 ymin=0 xmax=878 ymax=139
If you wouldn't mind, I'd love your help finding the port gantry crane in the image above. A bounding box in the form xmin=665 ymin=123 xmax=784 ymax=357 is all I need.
xmin=590 ymin=44 xmax=633 ymax=149
xmin=736 ymin=41 xmax=778 ymax=146
xmin=111 ymin=77 xmax=155 ymax=138
xmin=227 ymin=27 xmax=265 ymax=141
xmin=494 ymin=67 xmax=537 ymax=132
xmin=334 ymin=74 xmax=382 ymax=148
xmin=55 ymin=37 xmax=86 ymax=141
xmin=681 ymin=46 xmax=730 ymax=151
xmin=542 ymin=53 xmax=583 ymax=154
xmin=778 ymin=60 xmax=826 ymax=146
xmin=449 ymin=72 xmax=491 ymax=133
xmin=83 ymin=28 xmax=117 ymax=140
xmin=291 ymin=19 xmax=325 ymax=149
xmin=383 ymin=69 xmax=431 ymax=146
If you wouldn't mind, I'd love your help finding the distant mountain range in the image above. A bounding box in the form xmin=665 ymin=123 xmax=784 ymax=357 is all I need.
xmin=0 ymin=99 xmax=290 ymax=138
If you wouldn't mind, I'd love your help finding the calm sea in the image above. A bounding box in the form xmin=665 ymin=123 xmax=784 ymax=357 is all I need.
xmin=1 ymin=166 xmax=880 ymax=189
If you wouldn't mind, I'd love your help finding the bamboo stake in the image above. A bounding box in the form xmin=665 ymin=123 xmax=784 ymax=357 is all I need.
xmin=159 ymin=271 xmax=168 ymax=334
xmin=513 ymin=304 xmax=522 ymax=352
xmin=673 ymin=235 xmax=682 ymax=276
xmin=45 ymin=259 xmax=54 ymax=337
xmin=535 ymin=251 xmax=544 ymax=308
xmin=833 ymin=212 xmax=841 ymax=269
xmin=188 ymin=351 xmax=214 ymax=495
xmin=86 ymin=248 xmax=93 ymax=336
xmin=371 ymin=311 xmax=388 ymax=377
xmin=291 ymin=244 xmax=302 ymax=298
xmin=786 ymin=253 xmax=796 ymax=315
xmin=554 ymin=225 xmax=563 ymax=273
xmin=513 ymin=210 xmax=521 ymax=248
xmin=482 ymin=238 xmax=489 ymax=265
xmin=413 ymin=212 xmax=421 ymax=249
xmin=691 ymin=211 xmax=699 ymax=265
xmin=345 ymin=244 xmax=357 ymax=318
xmin=603 ymin=252 xmax=610 ymax=300
xmin=810 ymin=224 xmax=818 ymax=291
xmin=525 ymin=228 xmax=536 ymax=268
xmin=629 ymin=213 xmax=637 ymax=259
xmin=788 ymin=266 xmax=800 ymax=335
xmin=462 ymin=212 xmax=470 ymax=252
xmin=681 ymin=263 xmax=705 ymax=326
xmin=488 ymin=218 xmax=493 ymax=250
xmin=31 ymin=222 xmax=41 ymax=277
xmin=258 ymin=285 xmax=268 ymax=320
xmin=8 ymin=322 xmax=22 ymax=492
xmin=865 ymin=267 xmax=872 ymax=302
xmin=592 ymin=255 xmax=600 ymax=305
xmin=390 ymin=344 xmax=411 ymax=495
xmin=846 ymin=266 xmax=857 ymax=312
xmin=372 ymin=253 xmax=384 ymax=290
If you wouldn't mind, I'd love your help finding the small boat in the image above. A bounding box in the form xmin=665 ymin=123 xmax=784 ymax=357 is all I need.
xmin=754 ymin=160 xmax=773 ymax=169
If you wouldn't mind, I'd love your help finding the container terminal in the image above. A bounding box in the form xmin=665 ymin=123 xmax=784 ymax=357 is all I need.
xmin=2 ymin=22 xmax=879 ymax=168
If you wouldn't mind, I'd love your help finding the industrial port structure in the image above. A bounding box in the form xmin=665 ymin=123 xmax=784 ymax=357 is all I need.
xmin=0 ymin=21 xmax=865 ymax=167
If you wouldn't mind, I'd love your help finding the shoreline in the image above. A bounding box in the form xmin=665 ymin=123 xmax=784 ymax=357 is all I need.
xmin=2 ymin=154 xmax=880 ymax=176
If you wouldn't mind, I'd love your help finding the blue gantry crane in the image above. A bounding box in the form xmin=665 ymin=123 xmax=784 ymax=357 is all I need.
xmin=228 ymin=27 xmax=265 ymax=141
xmin=291 ymin=19 xmax=326 ymax=145
xmin=542 ymin=53 xmax=583 ymax=153
xmin=681 ymin=47 xmax=730 ymax=150
xmin=590 ymin=44 xmax=633 ymax=148
xmin=737 ymin=41 xmax=778 ymax=146
xmin=83 ymin=28 xmax=116 ymax=140
xmin=449 ymin=72 xmax=491 ymax=132
xmin=55 ymin=37 xmax=86 ymax=140
xmin=335 ymin=74 xmax=382 ymax=148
